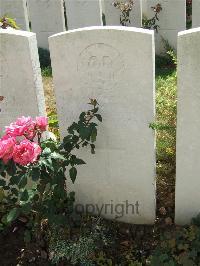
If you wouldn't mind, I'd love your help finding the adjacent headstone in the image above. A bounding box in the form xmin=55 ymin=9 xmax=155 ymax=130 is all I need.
xmin=0 ymin=29 xmax=46 ymax=130
xmin=175 ymin=28 xmax=200 ymax=225
xmin=192 ymin=0 xmax=200 ymax=28
xmin=0 ymin=0 xmax=29 ymax=30
xmin=65 ymin=0 xmax=103 ymax=30
xmin=27 ymin=0 xmax=66 ymax=49
xmin=49 ymin=26 xmax=156 ymax=224
xmin=142 ymin=0 xmax=186 ymax=54
xmin=103 ymin=0 xmax=142 ymax=27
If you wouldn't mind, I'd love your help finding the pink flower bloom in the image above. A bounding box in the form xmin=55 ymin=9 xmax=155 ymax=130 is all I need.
xmin=13 ymin=139 xmax=41 ymax=166
xmin=5 ymin=116 xmax=36 ymax=140
xmin=25 ymin=122 xmax=36 ymax=140
xmin=0 ymin=136 xmax=16 ymax=163
xmin=35 ymin=116 xmax=48 ymax=132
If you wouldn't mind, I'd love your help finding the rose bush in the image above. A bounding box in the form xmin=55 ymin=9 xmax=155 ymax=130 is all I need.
xmin=0 ymin=116 xmax=47 ymax=165
xmin=0 ymin=99 xmax=102 ymax=241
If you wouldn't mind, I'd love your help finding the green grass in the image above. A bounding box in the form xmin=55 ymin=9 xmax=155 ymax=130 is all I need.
xmin=156 ymin=70 xmax=177 ymax=160
xmin=41 ymin=66 xmax=52 ymax=77
xmin=155 ymin=66 xmax=177 ymax=220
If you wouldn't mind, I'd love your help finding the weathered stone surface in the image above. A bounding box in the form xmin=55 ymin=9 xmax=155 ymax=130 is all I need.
xmin=0 ymin=29 xmax=46 ymax=131
xmin=142 ymin=0 xmax=186 ymax=54
xmin=176 ymin=28 xmax=200 ymax=225
xmin=27 ymin=0 xmax=65 ymax=49
xmin=192 ymin=0 xmax=200 ymax=28
xmin=49 ymin=26 xmax=156 ymax=224
xmin=0 ymin=0 xmax=29 ymax=30
xmin=65 ymin=0 xmax=102 ymax=30
xmin=103 ymin=0 xmax=142 ymax=27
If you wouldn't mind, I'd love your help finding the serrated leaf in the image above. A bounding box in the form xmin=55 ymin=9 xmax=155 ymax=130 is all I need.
xmin=69 ymin=167 xmax=77 ymax=183
xmin=7 ymin=208 xmax=20 ymax=223
xmin=95 ymin=114 xmax=102 ymax=122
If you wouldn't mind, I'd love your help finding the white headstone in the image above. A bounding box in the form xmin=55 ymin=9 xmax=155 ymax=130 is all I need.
xmin=103 ymin=0 xmax=142 ymax=27
xmin=175 ymin=28 xmax=200 ymax=225
xmin=27 ymin=0 xmax=66 ymax=49
xmin=49 ymin=26 xmax=156 ymax=224
xmin=142 ymin=0 xmax=186 ymax=54
xmin=65 ymin=0 xmax=103 ymax=30
xmin=0 ymin=0 xmax=29 ymax=30
xmin=0 ymin=29 xmax=46 ymax=130
xmin=192 ymin=0 xmax=200 ymax=28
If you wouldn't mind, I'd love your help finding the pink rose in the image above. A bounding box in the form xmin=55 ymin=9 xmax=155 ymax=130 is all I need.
xmin=35 ymin=116 xmax=48 ymax=132
xmin=0 ymin=136 xmax=16 ymax=163
xmin=13 ymin=139 xmax=41 ymax=166
xmin=5 ymin=116 xmax=36 ymax=140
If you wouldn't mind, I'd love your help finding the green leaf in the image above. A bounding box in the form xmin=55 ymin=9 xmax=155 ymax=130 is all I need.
xmin=11 ymin=188 xmax=19 ymax=196
xmin=0 ymin=171 xmax=6 ymax=178
xmin=68 ymin=122 xmax=78 ymax=134
xmin=69 ymin=167 xmax=77 ymax=183
xmin=42 ymin=147 xmax=51 ymax=155
xmin=79 ymin=126 xmax=91 ymax=139
xmin=7 ymin=208 xmax=20 ymax=223
xmin=0 ymin=223 xmax=4 ymax=231
xmin=74 ymin=158 xmax=86 ymax=165
xmin=72 ymin=135 xmax=79 ymax=143
xmin=0 ymin=161 xmax=6 ymax=175
xmin=63 ymin=135 xmax=72 ymax=144
xmin=1 ymin=215 xmax=7 ymax=225
xmin=79 ymin=112 xmax=86 ymax=122
xmin=40 ymin=158 xmax=54 ymax=171
xmin=31 ymin=167 xmax=41 ymax=181
xmin=41 ymin=139 xmax=58 ymax=151
xmin=93 ymin=107 xmax=99 ymax=113
xmin=0 ymin=188 xmax=5 ymax=202
xmin=51 ymin=152 xmax=66 ymax=161
xmin=18 ymin=175 xmax=27 ymax=189
xmin=95 ymin=114 xmax=102 ymax=122
xmin=6 ymin=160 xmax=17 ymax=176
xmin=0 ymin=178 xmax=6 ymax=187
xmin=91 ymin=127 xmax=97 ymax=143
xmin=20 ymin=189 xmax=29 ymax=202
xmin=21 ymin=202 xmax=31 ymax=214
xmin=90 ymin=144 xmax=95 ymax=154
xmin=9 ymin=174 xmax=22 ymax=185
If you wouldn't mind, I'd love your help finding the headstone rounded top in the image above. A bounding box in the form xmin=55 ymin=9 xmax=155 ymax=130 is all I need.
xmin=49 ymin=26 xmax=154 ymax=40
xmin=0 ymin=28 xmax=35 ymax=38
xmin=178 ymin=27 xmax=200 ymax=37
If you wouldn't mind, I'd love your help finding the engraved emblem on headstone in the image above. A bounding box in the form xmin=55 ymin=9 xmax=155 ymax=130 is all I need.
xmin=77 ymin=43 xmax=124 ymax=88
